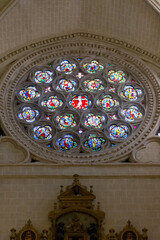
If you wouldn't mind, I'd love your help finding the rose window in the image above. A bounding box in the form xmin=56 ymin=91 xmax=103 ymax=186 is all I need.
xmin=13 ymin=57 xmax=146 ymax=154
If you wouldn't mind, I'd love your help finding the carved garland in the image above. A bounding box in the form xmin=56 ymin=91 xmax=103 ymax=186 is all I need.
xmin=0 ymin=37 xmax=159 ymax=163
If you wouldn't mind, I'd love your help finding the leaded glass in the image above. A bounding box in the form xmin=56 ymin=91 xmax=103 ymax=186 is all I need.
xmin=78 ymin=128 xmax=84 ymax=134
xmin=110 ymin=114 xmax=118 ymax=120
xmin=18 ymin=107 xmax=39 ymax=123
xmin=83 ymin=60 xmax=104 ymax=73
xmin=108 ymin=70 xmax=126 ymax=83
xmin=83 ymin=79 xmax=104 ymax=92
xmin=109 ymin=87 xmax=116 ymax=92
xmin=69 ymin=95 xmax=92 ymax=110
xmin=14 ymin=56 xmax=146 ymax=156
xmin=76 ymin=72 xmax=84 ymax=79
xmin=33 ymin=125 xmax=52 ymax=140
xmin=56 ymin=79 xmax=77 ymax=92
xmin=34 ymin=70 xmax=53 ymax=84
xmin=56 ymin=134 xmax=78 ymax=151
xmin=45 ymin=87 xmax=52 ymax=93
xmin=19 ymin=86 xmax=40 ymax=101
xmin=120 ymin=85 xmax=143 ymax=101
xmin=56 ymin=114 xmax=77 ymax=129
xmin=120 ymin=106 xmax=143 ymax=122
xmin=41 ymin=96 xmax=63 ymax=111
xmin=109 ymin=125 xmax=129 ymax=140
xmin=45 ymin=115 xmax=51 ymax=121
xmin=84 ymin=134 xmax=106 ymax=151
xmin=56 ymin=60 xmax=77 ymax=74
xmin=97 ymin=95 xmax=119 ymax=111
xmin=84 ymin=113 xmax=105 ymax=128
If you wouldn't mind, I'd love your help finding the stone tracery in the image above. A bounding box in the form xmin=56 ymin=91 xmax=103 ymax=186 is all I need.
xmin=11 ymin=56 xmax=147 ymax=156
xmin=0 ymin=37 xmax=159 ymax=163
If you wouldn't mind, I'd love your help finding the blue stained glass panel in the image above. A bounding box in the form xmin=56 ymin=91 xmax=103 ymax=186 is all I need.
xmin=84 ymin=134 xmax=106 ymax=151
xmin=56 ymin=134 xmax=78 ymax=151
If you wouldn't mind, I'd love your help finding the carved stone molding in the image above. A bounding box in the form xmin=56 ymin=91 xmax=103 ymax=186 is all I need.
xmin=0 ymin=33 xmax=160 ymax=68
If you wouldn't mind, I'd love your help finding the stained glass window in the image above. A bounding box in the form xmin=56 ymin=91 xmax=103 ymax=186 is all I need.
xmin=120 ymin=85 xmax=143 ymax=101
xmin=33 ymin=125 xmax=52 ymax=140
xmin=120 ymin=105 xmax=143 ymax=122
xmin=84 ymin=113 xmax=106 ymax=128
xmin=110 ymin=114 xmax=118 ymax=120
xmin=84 ymin=134 xmax=106 ymax=151
xmin=69 ymin=95 xmax=92 ymax=110
xmin=109 ymin=124 xmax=129 ymax=140
xmin=19 ymin=86 xmax=40 ymax=102
xmin=83 ymin=60 xmax=104 ymax=73
xmin=83 ymin=79 xmax=104 ymax=92
xmin=15 ymin=57 xmax=146 ymax=154
xmin=41 ymin=95 xmax=63 ymax=111
xmin=56 ymin=79 xmax=77 ymax=92
xmin=56 ymin=113 xmax=77 ymax=129
xmin=56 ymin=60 xmax=77 ymax=74
xmin=76 ymin=72 xmax=84 ymax=79
xmin=107 ymin=70 xmax=126 ymax=83
xmin=56 ymin=134 xmax=78 ymax=151
xmin=18 ymin=107 xmax=39 ymax=123
xmin=97 ymin=95 xmax=119 ymax=111
xmin=33 ymin=70 xmax=53 ymax=84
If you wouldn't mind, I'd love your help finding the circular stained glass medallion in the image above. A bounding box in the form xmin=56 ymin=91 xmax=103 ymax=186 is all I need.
xmin=119 ymin=84 xmax=143 ymax=101
xmin=17 ymin=106 xmax=40 ymax=123
xmin=56 ymin=60 xmax=77 ymax=75
xmin=107 ymin=70 xmax=127 ymax=84
xmin=96 ymin=93 xmax=120 ymax=111
xmin=68 ymin=93 xmax=92 ymax=110
xmin=30 ymin=123 xmax=53 ymax=141
xmin=83 ymin=132 xmax=107 ymax=152
xmin=17 ymin=85 xmax=41 ymax=102
xmin=55 ymin=132 xmax=80 ymax=152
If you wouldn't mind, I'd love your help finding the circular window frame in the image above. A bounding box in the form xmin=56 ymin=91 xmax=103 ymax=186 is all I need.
xmin=0 ymin=40 xmax=159 ymax=164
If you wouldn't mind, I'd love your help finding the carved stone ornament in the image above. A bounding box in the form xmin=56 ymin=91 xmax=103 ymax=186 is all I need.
xmin=0 ymin=33 xmax=160 ymax=164
xmin=9 ymin=175 xmax=148 ymax=240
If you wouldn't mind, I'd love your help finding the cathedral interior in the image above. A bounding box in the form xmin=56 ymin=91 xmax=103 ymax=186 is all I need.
xmin=0 ymin=0 xmax=160 ymax=239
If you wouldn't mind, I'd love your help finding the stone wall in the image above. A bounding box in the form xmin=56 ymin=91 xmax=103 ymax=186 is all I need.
xmin=0 ymin=165 xmax=160 ymax=240
xmin=0 ymin=0 xmax=160 ymax=56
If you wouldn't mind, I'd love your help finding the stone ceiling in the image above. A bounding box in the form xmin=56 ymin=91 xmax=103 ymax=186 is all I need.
xmin=0 ymin=0 xmax=160 ymax=57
